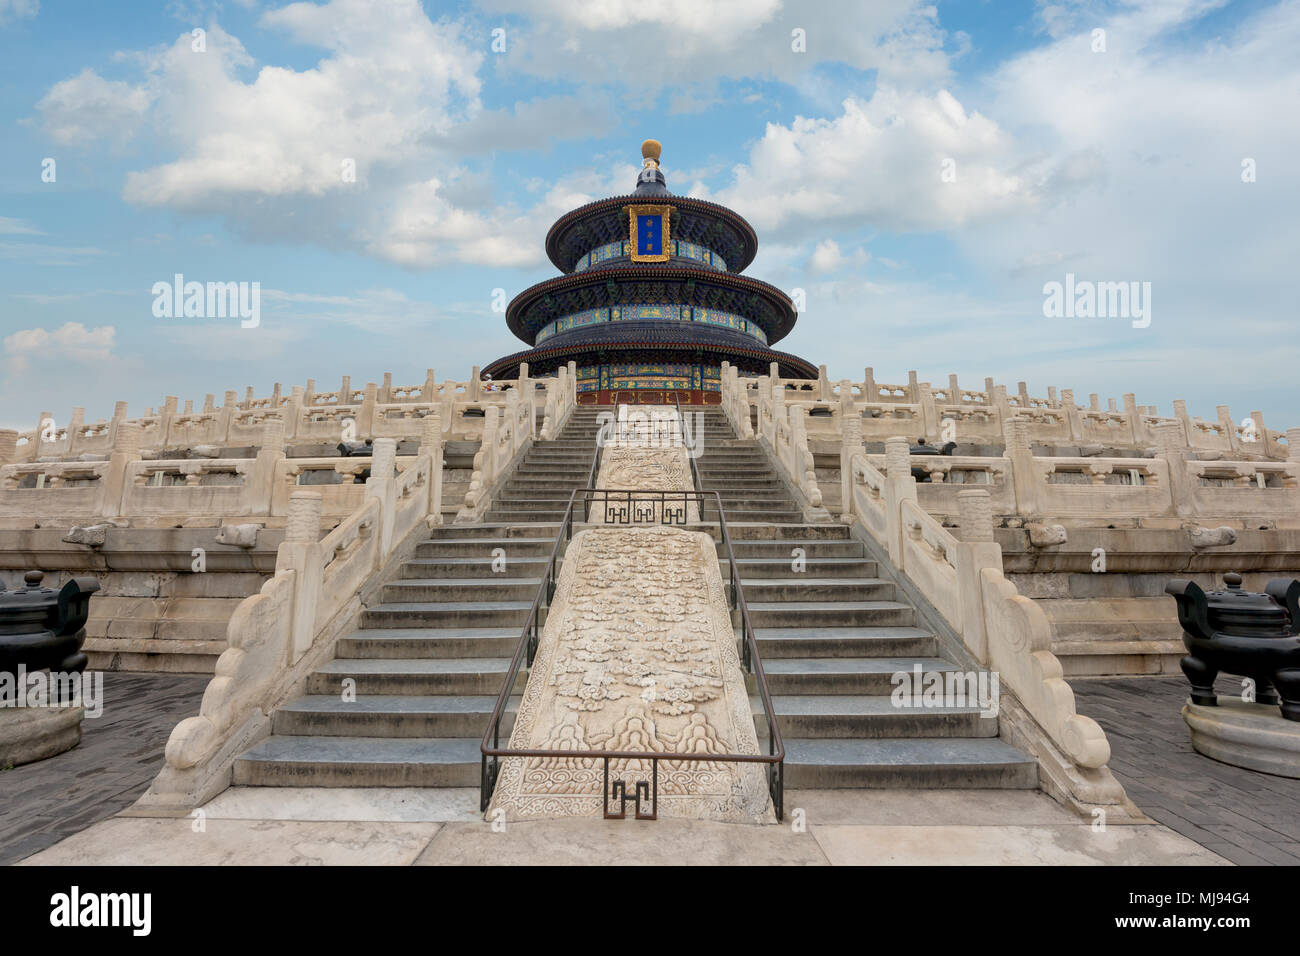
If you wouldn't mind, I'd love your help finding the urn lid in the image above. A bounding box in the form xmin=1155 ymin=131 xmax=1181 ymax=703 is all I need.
xmin=1204 ymin=572 xmax=1290 ymax=635
xmin=0 ymin=571 xmax=60 ymax=613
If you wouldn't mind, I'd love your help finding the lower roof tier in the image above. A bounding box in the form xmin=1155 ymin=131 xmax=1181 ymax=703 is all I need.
xmin=483 ymin=319 xmax=817 ymax=381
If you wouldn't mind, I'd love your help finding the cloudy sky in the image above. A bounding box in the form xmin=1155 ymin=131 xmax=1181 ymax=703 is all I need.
xmin=0 ymin=0 xmax=1296 ymax=432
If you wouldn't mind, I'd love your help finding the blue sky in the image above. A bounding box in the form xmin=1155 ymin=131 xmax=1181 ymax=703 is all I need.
xmin=1 ymin=0 xmax=1296 ymax=433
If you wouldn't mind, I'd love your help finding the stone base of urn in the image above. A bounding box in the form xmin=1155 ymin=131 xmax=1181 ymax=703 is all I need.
xmin=0 ymin=705 xmax=83 ymax=767
xmin=1183 ymin=696 xmax=1300 ymax=778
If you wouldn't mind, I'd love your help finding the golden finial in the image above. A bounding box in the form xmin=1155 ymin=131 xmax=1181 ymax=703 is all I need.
xmin=641 ymin=139 xmax=662 ymax=168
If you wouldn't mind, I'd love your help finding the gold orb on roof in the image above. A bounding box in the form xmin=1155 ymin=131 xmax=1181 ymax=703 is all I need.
xmin=641 ymin=139 xmax=662 ymax=167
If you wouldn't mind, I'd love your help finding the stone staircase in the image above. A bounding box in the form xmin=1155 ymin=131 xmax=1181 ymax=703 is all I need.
xmin=233 ymin=404 xmax=1035 ymax=792
xmin=484 ymin=406 xmax=606 ymax=522
xmin=696 ymin=408 xmax=1036 ymax=789
xmin=231 ymin=407 xmax=606 ymax=786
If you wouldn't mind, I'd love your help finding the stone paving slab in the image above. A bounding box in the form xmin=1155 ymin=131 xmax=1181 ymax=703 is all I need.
xmin=185 ymin=786 xmax=484 ymax=823
xmin=19 ymin=817 xmax=440 ymax=866
xmin=811 ymin=824 xmax=1224 ymax=865
xmin=18 ymin=798 xmax=1222 ymax=866
xmin=415 ymin=818 xmax=829 ymax=866
xmin=0 ymin=672 xmax=208 ymax=867
xmin=1071 ymin=674 xmax=1300 ymax=866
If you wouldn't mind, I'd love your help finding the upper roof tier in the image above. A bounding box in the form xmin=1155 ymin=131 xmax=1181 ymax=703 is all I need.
xmin=544 ymin=142 xmax=759 ymax=274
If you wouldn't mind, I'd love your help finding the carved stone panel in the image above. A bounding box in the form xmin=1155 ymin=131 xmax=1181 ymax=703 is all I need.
xmin=487 ymin=526 xmax=770 ymax=822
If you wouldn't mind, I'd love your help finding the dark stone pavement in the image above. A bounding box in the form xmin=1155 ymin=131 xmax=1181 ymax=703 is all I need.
xmin=1072 ymin=674 xmax=1300 ymax=866
xmin=0 ymin=672 xmax=208 ymax=865
xmin=3 ymin=670 xmax=1298 ymax=866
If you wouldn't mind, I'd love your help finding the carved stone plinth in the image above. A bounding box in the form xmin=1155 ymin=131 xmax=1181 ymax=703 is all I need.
xmin=1183 ymin=696 xmax=1300 ymax=778
xmin=0 ymin=705 xmax=83 ymax=767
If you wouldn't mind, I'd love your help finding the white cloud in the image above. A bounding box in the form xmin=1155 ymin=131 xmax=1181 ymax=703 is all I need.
xmin=807 ymin=238 xmax=871 ymax=274
xmin=754 ymin=0 xmax=1300 ymax=426
xmin=117 ymin=8 xmax=482 ymax=206
xmin=0 ymin=0 xmax=37 ymax=27
xmin=482 ymin=0 xmax=954 ymax=88
xmin=3 ymin=322 xmax=115 ymax=372
xmin=711 ymin=87 xmax=1034 ymax=237
xmin=0 ymin=217 xmax=42 ymax=235
xmin=0 ymin=241 xmax=105 ymax=265
xmin=37 ymin=68 xmax=154 ymax=145
xmin=33 ymin=0 xmax=620 ymax=270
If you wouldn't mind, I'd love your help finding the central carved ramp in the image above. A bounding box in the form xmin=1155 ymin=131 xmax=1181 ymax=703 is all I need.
xmin=487 ymin=525 xmax=772 ymax=823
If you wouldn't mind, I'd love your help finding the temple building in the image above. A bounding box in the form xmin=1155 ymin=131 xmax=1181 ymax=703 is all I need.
xmin=483 ymin=140 xmax=816 ymax=404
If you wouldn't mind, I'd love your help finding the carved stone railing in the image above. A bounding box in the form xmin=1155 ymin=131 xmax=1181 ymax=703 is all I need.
xmin=8 ymin=368 xmax=557 ymax=463
xmin=140 ymin=424 xmax=445 ymax=808
xmin=538 ymin=362 xmax=577 ymax=440
xmin=718 ymin=371 xmax=1294 ymax=462
xmin=736 ymin=364 xmax=828 ymax=520
xmin=1 ymin=409 xmax=448 ymax=527
xmin=848 ymin=448 xmax=1297 ymax=525
xmin=457 ymin=383 xmax=539 ymax=522
xmin=720 ymin=364 xmax=754 ymax=439
xmin=841 ymin=435 xmax=1130 ymax=815
xmin=728 ymin=377 xmax=1300 ymax=527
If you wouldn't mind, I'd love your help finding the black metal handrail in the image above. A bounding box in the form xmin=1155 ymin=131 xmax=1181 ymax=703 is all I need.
xmin=479 ymin=488 xmax=784 ymax=821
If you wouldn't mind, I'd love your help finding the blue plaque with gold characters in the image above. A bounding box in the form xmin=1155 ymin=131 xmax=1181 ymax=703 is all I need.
xmin=626 ymin=204 xmax=671 ymax=263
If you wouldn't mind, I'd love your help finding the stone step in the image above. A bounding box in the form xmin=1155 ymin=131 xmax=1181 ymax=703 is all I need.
xmin=739 ymin=577 xmax=894 ymax=603
xmin=704 ymin=508 xmax=805 ymax=523
xmin=487 ymin=510 xmax=569 ymax=523
xmin=521 ymin=459 xmax=590 ymax=468
xmin=337 ymin=627 xmax=519 ymax=659
xmin=500 ymin=487 xmax=583 ymax=499
xmin=361 ymin=601 xmax=538 ymax=628
xmin=401 ymin=557 xmax=551 ymax=578
xmin=753 ymin=626 xmax=936 ymax=659
xmin=708 ymin=489 xmax=796 ymax=501
xmin=754 ymin=657 xmax=951 ymax=694
xmin=511 ymin=466 xmax=590 ymax=477
xmin=425 ymin=523 xmax=559 ymax=540
xmin=506 ymin=475 xmax=591 ymax=485
xmin=706 ymin=503 xmax=803 ymax=517
xmin=306 ymin=658 xmax=523 ymax=696
xmin=272 ymin=694 xmax=519 ymax=738
xmin=751 ymin=696 xmax=998 ymax=739
xmin=381 ymin=577 xmax=542 ymax=603
xmin=732 ymin=556 xmax=877 ymax=578
xmin=730 ymin=539 xmax=864 ymax=558
xmin=415 ymin=538 xmax=555 ymax=557
xmin=233 ymin=736 xmax=483 ymax=787
xmin=720 ymin=524 xmax=851 ymax=541
xmin=779 ymin=738 xmax=1037 ymax=789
